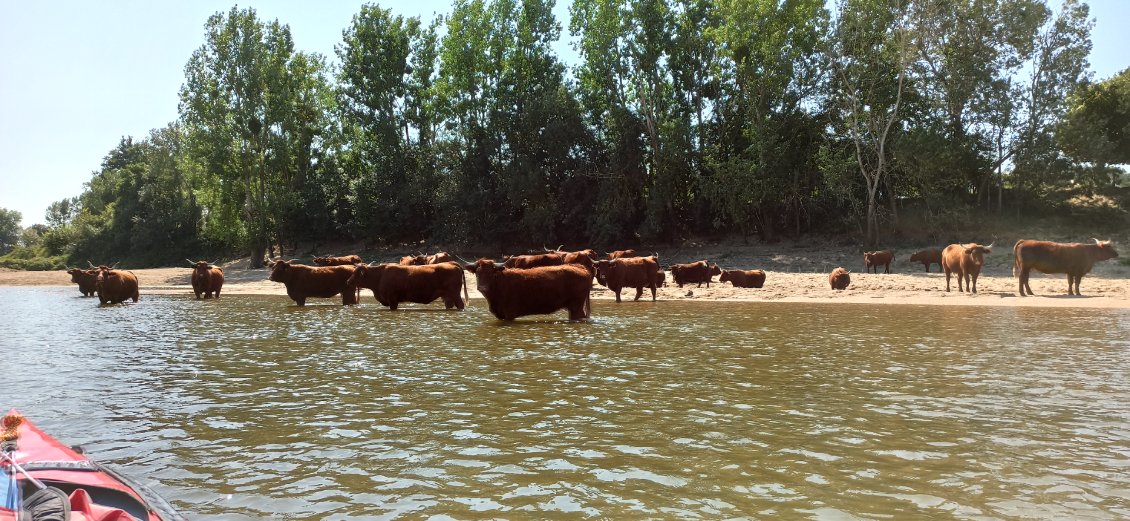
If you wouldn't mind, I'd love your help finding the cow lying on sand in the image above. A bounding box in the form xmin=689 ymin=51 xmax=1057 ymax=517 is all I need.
xmin=829 ymin=267 xmax=850 ymax=290
xmin=720 ymin=269 xmax=766 ymax=288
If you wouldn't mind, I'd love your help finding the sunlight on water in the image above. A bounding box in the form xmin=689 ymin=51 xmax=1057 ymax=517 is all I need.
xmin=2 ymin=287 xmax=1130 ymax=519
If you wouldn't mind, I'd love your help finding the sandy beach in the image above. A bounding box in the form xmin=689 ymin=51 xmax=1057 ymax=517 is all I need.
xmin=3 ymin=243 xmax=1127 ymax=309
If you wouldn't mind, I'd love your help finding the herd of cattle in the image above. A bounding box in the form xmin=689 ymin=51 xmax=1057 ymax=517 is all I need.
xmin=65 ymin=239 xmax=1119 ymax=319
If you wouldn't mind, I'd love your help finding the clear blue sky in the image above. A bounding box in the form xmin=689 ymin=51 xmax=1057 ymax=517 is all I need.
xmin=1 ymin=0 xmax=1126 ymax=227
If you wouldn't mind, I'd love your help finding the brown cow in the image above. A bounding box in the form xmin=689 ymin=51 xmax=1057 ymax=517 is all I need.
xmin=465 ymin=259 xmax=593 ymax=320
xmin=669 ymin=261 xmax=721 ymax=288
xmin=864 ymin=250 xmax=894 ymax=274
xmin=829 ymin=267 xmax=850 ymax=290
xmin=67 ymin=268 xmax=99 ymax=297
xmin=1014 ymin=239 xmax=1119 ymax=296
xmin=313 ymin=254 xmax=364 ymax=266
xmin=942 ymin=243 xmax=993 ymax=293
xmin=550 ymin=248 xmax=596 ymax=266
xmin=908 ymin=248 xmax=943 ymax=272
xmin=399 ymin=252 xmax=455 ymax=265
xmin=347 ymin=262 xmax=467 ymax=310
xmin=268 ymin=260 xmax=359 ymax=306
xmin=720 ymin=269 xmax=766 ymax=288
xmin=95 ymin=267 xmax=139 ymax=304
xmin=594 ymin=256 xmax=661 ymax=302
xmin=607 ymin=249 xmax=638 ymax=260
xmin=187 ymin=259 xmax=224 ymax=299
xmin=502 ymin=252 xmax=565 ymax=269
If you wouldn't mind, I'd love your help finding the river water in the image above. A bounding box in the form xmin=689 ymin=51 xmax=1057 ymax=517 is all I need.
xmin=2 ymin=287 xmax=1130 ymax=519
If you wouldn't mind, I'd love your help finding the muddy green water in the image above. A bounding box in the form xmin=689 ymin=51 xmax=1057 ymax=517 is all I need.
xmin=2 ymin=287 xmax=1130 ymax=519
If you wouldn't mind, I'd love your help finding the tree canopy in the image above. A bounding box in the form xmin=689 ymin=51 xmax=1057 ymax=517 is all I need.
xmin=10 ymin=0 xmax=1124 ymax=268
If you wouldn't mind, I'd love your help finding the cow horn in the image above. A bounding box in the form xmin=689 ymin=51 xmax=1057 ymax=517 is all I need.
xmin=368 ymin=261 xmax=378 ymax=266
xmin=186 ymin=258 xmax=196 ymax=266
xmin=453 ymin=254 xmax=473 ymax=265
xmin=1093 ymin=237 xmax=1101 ymax=245
xmin=985 ymin=242 xmax=994 ymax=251
xmin=111 ymin=262 xmax=120 ymax=269
xmin=87 ymin=260 xmax=95 ymax=268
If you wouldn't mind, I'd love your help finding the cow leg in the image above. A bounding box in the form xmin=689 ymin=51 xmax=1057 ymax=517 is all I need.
xmin=945 ymin=269 xmax=952 ymax=292
xmin=614 ymin=288 xmax=622 ymax=303
xmin=634 ymin=287 xmax=643 ymax=301
xmin=1072 ymin=274 xmax=1082 ymax=296
xmin=650 ymin=285 xmax=656 ymax=301
xmin=971 ymin=274 xmax=978 ymax=294
xmin=1022 ymin=268 xmax=1035 ymax=296
xmin=884 ymin=264 xmax=890 ymax=274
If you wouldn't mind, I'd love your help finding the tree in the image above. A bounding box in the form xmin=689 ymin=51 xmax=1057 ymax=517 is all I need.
xmin=1058 ymin=67 xmax=1130 ymax=187
xmin=0 ymin=208 xmax=22 ymax=255
xmin=180 ymin=7 xmax=327 ymax=266
xmin=827 ymin=0 xmax=914 ymax=246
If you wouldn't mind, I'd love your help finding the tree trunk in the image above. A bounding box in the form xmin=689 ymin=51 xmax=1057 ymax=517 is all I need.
xmin=249 ymin=245 xmax=266 ymax=269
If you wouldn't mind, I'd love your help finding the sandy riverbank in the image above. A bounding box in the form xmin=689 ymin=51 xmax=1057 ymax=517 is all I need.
xmin=3 ymin=243 xmax=1127 ymax=309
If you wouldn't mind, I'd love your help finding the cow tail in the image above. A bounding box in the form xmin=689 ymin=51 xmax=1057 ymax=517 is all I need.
xmin=1012 ymin=240 xmax=1021 ymax=277
xmin=462 ymin=269 xmax=469 ymax=303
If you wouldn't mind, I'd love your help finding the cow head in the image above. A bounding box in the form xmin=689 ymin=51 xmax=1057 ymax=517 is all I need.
xmin=188 ymin=259 xmax=215 ymax=276
xmin=429 ymin=252 xmax=454 ymax=264
xmin=268 ymin=259 xmax=299 ymax=282
xmin=1092 ymin=238 xmax=1119 ymax=260
xmin=710 ymin=263 xmax=722 ymax=276
xmin=908 ymin=251 xmax=923 ymax=262
xmin=465 ymin=259 xmax=505 ymax=295
xmin=719 ymin=270 xmax=732 ymax=283
xmin=593 ymin=260 xmax=612 ymax=287
xmin=347 ymin=263 xmax=385 ymax=287
xmin=312 ymin=256 xmax=329 ymax=266
xmin=963 ymin=243 xmax=992 ymax=266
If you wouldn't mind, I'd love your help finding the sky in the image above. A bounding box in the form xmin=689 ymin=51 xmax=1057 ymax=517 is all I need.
xmin=1 ymin=0 xmax=1127 ymax=227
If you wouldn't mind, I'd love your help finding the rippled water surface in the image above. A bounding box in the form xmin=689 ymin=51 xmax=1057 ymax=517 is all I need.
xmin=3 ymin=287 xmax=1130 ymax=519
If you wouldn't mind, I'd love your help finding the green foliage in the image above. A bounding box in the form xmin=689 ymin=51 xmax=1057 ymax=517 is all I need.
xmin=35 ymin=0 xmax=1116 ymax=261
xmin=1058 ymin=67 xmax=1130 ymax=187
xmin=0 ymin=207 xmax=21 ymax=255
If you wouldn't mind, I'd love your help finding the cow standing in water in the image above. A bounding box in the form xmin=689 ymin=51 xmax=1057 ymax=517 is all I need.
xmin=594 ymin=255 xmax=661 ymax=302
xmin=942 ymin=243 xmax=993 ymax=293
xmin=465 ymin=259 xmax=593 ymax=320
xmin=96 ymin=266 xmax=140 ymax=305
xmin=348 ymin=262 xmax=467 ymax=310
xmin=67 ymin=268 xmax=99 ymax=297
xmin=187 ymin=259 xmax=224 ymax=299
xmin=268 ymin=260 xmax=358 ymax=306
xmin=1013 ymin=239 xmax=1119 ymax=296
